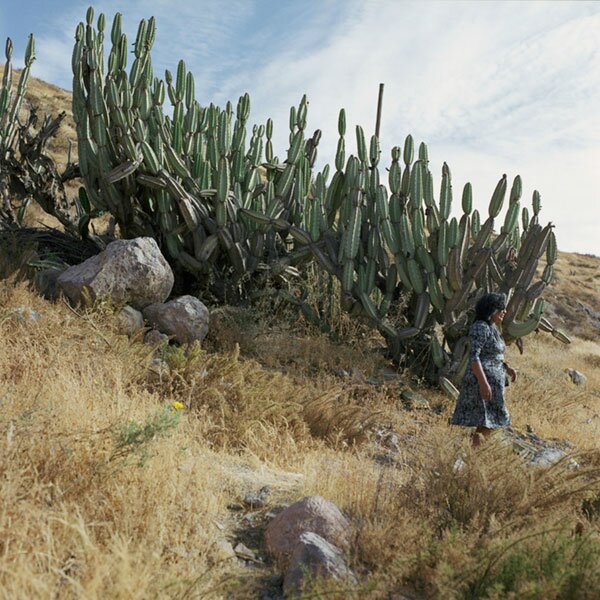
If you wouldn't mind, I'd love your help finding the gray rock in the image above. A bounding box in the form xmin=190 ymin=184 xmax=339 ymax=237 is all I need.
xmin=57 ymin=238 xmax=173 ymax=309
xmin=400 ymin=389 xmax=430 ymax=410
xmin=243 ymin=485 xmax=271 ymax=509
xmin=213 ymin=539 xmax=236 ymax=560
xmin=115 ymin=305 xmax=144 ymax=337
xmin=234 ymin=542 xmax=256 ymax=561
xmin=144 ymin=329 xmax=170 ymax=346
xmin=265 ymin=496 xmax=351 ymax=569
xmin=283 ymin=532 xmax=356 ymax=597
xmin=13 ymin=306 xmax=41 ymax=324
xmin=567 ymin=368 xmax=587 ymax=386
xmin=530 ymin=447 xmax=567 ymax=467
xmin=453 ymin=457 xmax=467 ymax=473
xmin=143 ymin=295 xmax=209 ymax=344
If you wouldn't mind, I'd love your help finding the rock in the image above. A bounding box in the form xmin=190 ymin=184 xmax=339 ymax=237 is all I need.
xmin=143 ymin=295 xmax=209 ymax=344
xmin=57 ymin=238 xmax=173 ymax=309
xmin=374 ymin=428 xmax=400 ymax=453
xmin=400 ymin=389 xmax=430 ymax=410
xmin=452 ymin=457 xmax=467 ymax=473
xmin=529 ymin=447 xmax=578 ymax=469
xmin=13 ymin=306 xmax=41 ymax=324
xmin=567 ymin=368 xmax=587 ymax=386
xmin=234 ymin=542 xmax=256 ymax=561
xmin=243 ymin=485 xmax=271 ymax=509
xmin=144 ymin=329 xmax=170 ymax=346
xmin=213 ymin=539 xmax=236 ymax=560
xmin=530 ymin=447 xmax=565 ymax=467
xmin=282 ymin=532 xmax=357 ymax=597
xmin=115 ymin=305 xmax=144 ymax=337
xmin=265 ymin=496 xmax=351 ymax=568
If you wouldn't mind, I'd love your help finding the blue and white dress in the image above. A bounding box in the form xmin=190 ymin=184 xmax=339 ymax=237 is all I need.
xmin=450 ymin=320 xmax=511 ymax=429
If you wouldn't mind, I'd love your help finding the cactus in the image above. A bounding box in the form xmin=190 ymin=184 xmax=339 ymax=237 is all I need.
xmin=68 ymin=8 xmax=565 ymax=386
xmin=243 ymin=128 xmax=563 ymax=386
xmin=71 ymin=10 xmax=336 ymax=299
xmin=1 ymin=35 xmax=35 ymax=157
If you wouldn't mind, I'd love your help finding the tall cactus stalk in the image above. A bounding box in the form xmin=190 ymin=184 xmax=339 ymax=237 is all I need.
xmin=70 ymin=8 xmax=569 ymax=386
xmin=0 ymin=35 xmax=35 ymax=158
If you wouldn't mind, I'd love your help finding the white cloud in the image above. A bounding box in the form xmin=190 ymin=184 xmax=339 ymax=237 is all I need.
xmin=231 ymin=1 xmax=600 ymax=254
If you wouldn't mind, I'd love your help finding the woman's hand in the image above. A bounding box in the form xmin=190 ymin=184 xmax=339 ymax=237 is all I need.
xmin=506 ymin=366 xmax=517 ymax=383
xmin=479 ymin=381 xmax=492 ymax=401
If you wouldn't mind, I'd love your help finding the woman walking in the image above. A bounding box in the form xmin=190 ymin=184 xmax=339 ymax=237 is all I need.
xmin=450 ymin=292 xmax=517 ymax=447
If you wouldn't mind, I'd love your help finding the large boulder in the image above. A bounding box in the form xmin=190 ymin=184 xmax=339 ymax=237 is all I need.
xmin=283 ymin=532 xmax=356 ymax=597
xmin=57 ymin=238 xmax=173 ymax=310
xmin=265 ymin=496 xmax=351 ymax=568
xmin=142 ymin=295 xmax=209 ymax=344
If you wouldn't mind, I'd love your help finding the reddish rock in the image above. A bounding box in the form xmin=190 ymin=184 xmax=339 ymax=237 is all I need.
xmin=264 ymin=496 xmax=351 ymax=568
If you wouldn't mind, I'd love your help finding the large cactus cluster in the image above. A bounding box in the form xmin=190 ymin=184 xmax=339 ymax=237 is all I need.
xmin=69 ymin=8 xmax=568 ymax=384
xmin=242 ymin=118 xmax=566 ymax=385
xmin=71 ymin=8 xmax=324 ymax=295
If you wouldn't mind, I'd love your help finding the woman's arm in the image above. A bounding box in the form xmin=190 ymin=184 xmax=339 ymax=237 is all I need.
xmin=472 ymin=360 xmax=492 ymax=401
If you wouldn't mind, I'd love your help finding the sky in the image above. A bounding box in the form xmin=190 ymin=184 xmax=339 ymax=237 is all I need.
xmin=2 ymin=0 xmax=600 ymax=255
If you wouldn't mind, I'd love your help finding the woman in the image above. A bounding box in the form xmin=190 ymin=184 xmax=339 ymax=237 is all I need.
xmin=450 ymin=292 xmax=517 ymax=447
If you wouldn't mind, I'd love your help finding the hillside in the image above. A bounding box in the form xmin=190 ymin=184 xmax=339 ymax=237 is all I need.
xmin=0 ymin=72 xmax=599 ymax=598
xmin=5 ymin=66 xmax=599 ymax=339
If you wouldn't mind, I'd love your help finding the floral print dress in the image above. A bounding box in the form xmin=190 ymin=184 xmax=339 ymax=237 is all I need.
xmin=450 ymin=320 xmax=511 ymax=429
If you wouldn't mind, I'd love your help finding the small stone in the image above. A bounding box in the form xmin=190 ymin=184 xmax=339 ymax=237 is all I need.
xmin=243 ymin=485 xmax=271 ymax=509
xmin=385 ymin=432 xmax=401 ymax=453
xmin=13 ymin=306 xmax=41 ymax=324
xmin=400 ymin=389 xmax=430 ymax=410
xmin=530 ymin=447 xmax=566 ymax=468
xmin=144 ymin=329 xmax=169 ymax=346
xmin=567 ymin=369 xmax=587 ymax=386
xmin=115 ymin=305 xmax=144 ymax=337
xmin=265 ymin=496 xmax=351 ymax=569
xmin=143 ymin=295 xmax=209 ymax=344
xmin=453 ymin=457 xmax=467 ymax=473
xmin=234 ymin=542 xmax=256 ymax=561
xmin=283 ymin=532 xmax=357 ymax=597
xmin=214 ymin=539 xmax=236 ymax=560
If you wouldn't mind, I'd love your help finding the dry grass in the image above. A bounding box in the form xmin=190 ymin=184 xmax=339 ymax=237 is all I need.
xmin=1 ymin=277 xmax=599 ymax=598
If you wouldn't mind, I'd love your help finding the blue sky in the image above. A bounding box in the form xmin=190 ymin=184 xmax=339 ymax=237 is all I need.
xmin=2 ymin=0 xmax=600 ymax=254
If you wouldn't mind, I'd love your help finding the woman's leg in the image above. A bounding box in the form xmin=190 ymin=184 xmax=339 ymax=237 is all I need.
xmin=472 ymin=426 xmax=493 ymax=448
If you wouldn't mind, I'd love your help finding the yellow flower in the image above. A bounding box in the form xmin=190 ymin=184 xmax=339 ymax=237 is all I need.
xmin=171 ymin=401 xmax=185 ymax=411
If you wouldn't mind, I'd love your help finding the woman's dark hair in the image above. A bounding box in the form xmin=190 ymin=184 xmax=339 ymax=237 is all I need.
xmin=474 ymin=292 xmax=507 ymax=322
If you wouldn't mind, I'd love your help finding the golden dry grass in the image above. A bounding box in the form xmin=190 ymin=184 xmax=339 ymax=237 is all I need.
xmin=1 ymin=277 xmax=599 ymax=599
